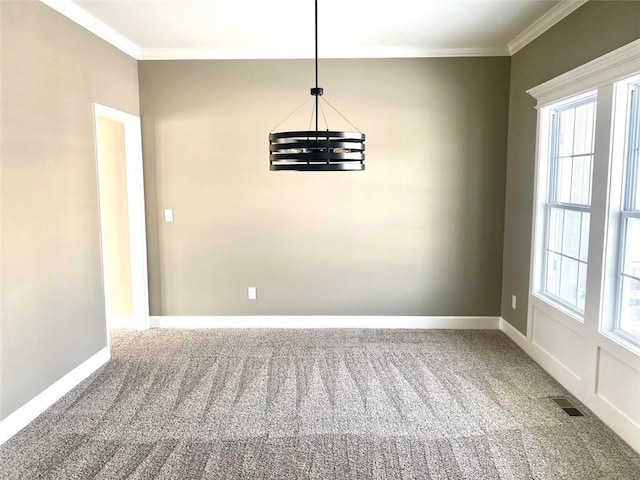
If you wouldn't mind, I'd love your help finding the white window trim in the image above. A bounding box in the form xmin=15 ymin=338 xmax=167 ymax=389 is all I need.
xmin=538 ymin=94 xmax=596 ymax=317
xmin=525 ymin=39 xmax=640 ymax=454
xmin=603 ymin=74 xmax=640 ymax=350
xmin=528 ymin=39 xmax=640 ymax=108
xmin=530 ymin=90 xmax=597 ymax=324
xmin=528 ymin=39 xmax=640 ymax=346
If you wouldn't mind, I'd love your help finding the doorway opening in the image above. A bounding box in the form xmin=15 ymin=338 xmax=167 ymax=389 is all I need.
xmin=94 ymin=104 xmax=149 ymax=332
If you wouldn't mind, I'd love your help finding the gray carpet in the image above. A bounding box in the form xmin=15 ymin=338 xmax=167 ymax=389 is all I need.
xmin=1 ymin=329 xmax=639 ymax=479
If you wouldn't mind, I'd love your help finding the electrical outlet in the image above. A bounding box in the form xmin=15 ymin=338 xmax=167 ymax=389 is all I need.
xmin=248 ymin=287 xmax=257 ymax=300
xmin=511 ymin=295 xmax=517 ymax=310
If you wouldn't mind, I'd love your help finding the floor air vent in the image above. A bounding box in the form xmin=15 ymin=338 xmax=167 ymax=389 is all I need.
xmin=551 ymin=397 xmax=584 ymax=416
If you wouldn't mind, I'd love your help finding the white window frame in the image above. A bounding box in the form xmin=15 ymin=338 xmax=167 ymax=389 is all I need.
xmin=529 ymin=40 xmax=640 ymax=345
xmin=618 ymin=80 xmax=640 ymax=340
xmin=539 ymin=93 xmax=597 ymax=317
xmin=602 ymin=74 xmax=640 ymax=349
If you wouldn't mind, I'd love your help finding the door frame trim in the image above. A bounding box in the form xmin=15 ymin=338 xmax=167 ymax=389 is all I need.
xmin=93 ymin=103 xmax=150 ymax=333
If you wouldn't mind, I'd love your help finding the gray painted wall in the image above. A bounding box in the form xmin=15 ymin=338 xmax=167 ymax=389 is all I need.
xmin=139 ymin=57 xmax=510 ymax=317
xmin=0 ymin=2 xmax=139 ymax=420
xmin=501 ymin=1 xmax=640 ymax=334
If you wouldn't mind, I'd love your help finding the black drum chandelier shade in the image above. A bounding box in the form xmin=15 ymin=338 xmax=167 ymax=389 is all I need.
xmin=269 ymin=0 xmax=366 ymax=171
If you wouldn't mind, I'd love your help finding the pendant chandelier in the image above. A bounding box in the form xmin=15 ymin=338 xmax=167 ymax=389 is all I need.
xmin=269 ymin=0 xmax=366 ymax=171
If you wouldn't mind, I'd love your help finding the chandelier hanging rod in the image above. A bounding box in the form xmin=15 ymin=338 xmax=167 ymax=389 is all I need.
xmin=268 ymin=0 xmax=366 ymax=171
xmin=313 ymin=0 xmax=320 ymax=133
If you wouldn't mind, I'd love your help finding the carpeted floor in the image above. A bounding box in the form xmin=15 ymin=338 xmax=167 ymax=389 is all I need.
xmin=1 ymin=329 xmax=639 ymax=479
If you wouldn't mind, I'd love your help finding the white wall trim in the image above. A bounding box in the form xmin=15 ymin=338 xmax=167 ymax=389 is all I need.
xmin=40 ymin=0 xmax=140 ymax=59
xmin=527 ymin=38 xmax=640 ymax=107
xmin=499 ymin=318 xmax=640 ymax=453
xmin=94 ymin=104 xmax=150 ymax=332
xmin=0 ymin=347 xmax=110 ymax=446
xmin=498 ymin=317 xmax=529 ymax=351
xmin=508 ymin=0 xmax=588 ymax=55
xmin=150 ymin=315 xmax=500 ymax=330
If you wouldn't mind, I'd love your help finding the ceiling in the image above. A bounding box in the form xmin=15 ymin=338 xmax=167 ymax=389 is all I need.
xmin=44 ymin=0 xmax=588 ymax=59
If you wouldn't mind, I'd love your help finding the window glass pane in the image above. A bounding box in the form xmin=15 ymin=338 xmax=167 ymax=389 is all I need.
xmin=617 ymin=83 xmax=640 ymax=341
xmin=557 ymin=156 xmax=573 ymax=203
xmin=562 ymin=209 xmax=581 ymax=259
xmin=548 ymin=208 xmax=564 ymax=252
xmin=619 ymin=276 xmax=640 ymax=339
xmin=542 ymin=95 xmax=595 ymax=317
xmin=622 ymin=217 xmax=640 ymax=276
xmin=551 ymin=99 xmax=596 ymax=207
xmin=578 ymin=262 xmax=587 ymax=312
xmin=630 ymin=85 xmax=639 ymax=211
xmin=558 ymin=108 xmax=575 ymax=157
xmin=570 ymin=155 xmax=592 ymax=205
xmin=573 ymin=102 xmax=595 ymax=155
xmin=560 ymin=256 xmax=579 ymax=307
xmin=635 ymin=165 xmax=640 ymax=211
xmin=546 ymin=252 xmax=561 ymax=297
xmin=580 ymin=212 xmax=590 ymax=262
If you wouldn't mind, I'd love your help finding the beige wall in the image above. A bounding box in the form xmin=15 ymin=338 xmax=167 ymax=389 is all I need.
xmin=139 ymin=57 xmax=510 ymax=316
xmin=97 ymin=117 xmax=133 ymax=317
xmin=501 ymin=1 xmax=640 ymax=334
xmin=0 ymin=2 xmax=139 ymax=420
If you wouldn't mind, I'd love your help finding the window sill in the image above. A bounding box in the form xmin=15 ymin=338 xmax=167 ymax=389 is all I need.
xmin=599 ymin=330 xmax=640 ymax=370
xmin=531 ymin=293 xmax=586 ymax=335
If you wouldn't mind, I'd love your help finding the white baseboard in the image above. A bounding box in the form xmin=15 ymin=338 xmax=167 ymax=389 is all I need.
xmin=149 ymin=315 xmax=500 ymax=330
xmin=0 ymin=347 xmax=110 ymax=446
xmin=108 ymin=315 xmax=148 ymax=330
xmin=498 ymin=317 xmax=528 ymax=348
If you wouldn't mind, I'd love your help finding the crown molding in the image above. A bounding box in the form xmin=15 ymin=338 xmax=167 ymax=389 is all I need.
xmin=527 ymin=38 xmax=640 ymax=107
xmin=40 ymin=0 xmax=141 ymax=59
xmin=508 ymin=0 xmax=589 ymax=55
xmin=42 ymin=0 xmax=585 ymax=61
xmin=138 ymin=45 xmax=509 ymax=61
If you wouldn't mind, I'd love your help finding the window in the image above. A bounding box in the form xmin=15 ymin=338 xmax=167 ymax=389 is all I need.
xmin=543 ymin=96 xmax=596 ymax=315
xmin=617 ymin=81 xmax=640 ymax=341
xmin=529 ymin=38 xmax=640 ymax=342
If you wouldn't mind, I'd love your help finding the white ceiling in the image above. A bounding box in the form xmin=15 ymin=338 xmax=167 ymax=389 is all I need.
xmin=44 ymin=0 xmax=588 ymax=59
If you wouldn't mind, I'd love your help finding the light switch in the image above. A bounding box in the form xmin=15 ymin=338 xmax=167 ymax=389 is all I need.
xmin=164 ymin=209 xmax=174 ymax=222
